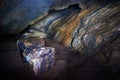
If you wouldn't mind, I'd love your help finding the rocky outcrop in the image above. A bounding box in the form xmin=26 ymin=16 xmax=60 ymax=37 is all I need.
xmin=0 ymin=0 xmax=95 ymax=35
xmin=30 ymin=1 xmax=120 ymax=50
xmin=30 ymin=5 xmax=81 ymax=34
xmin=71 ymin=1 xmax=120 ymax=55
xmin=30 ymin=0 xmax=120 ymax=71
xmin=0 ymin=0 xmax=120 ymax=72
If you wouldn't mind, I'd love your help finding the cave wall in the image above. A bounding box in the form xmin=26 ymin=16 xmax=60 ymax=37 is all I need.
xmin=29 ymin=0 xmax=120 ymax=53
xmin=0 ymin=0 xmax=120 ymax=71
xmin=29 ymin=0 xmax=120 ymax=70
xmin=0 ymin=0 xmax=94 ymax=35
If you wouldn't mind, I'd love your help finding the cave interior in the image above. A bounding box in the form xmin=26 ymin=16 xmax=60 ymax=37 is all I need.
xmin=0 ymin=0 xmax=120 ymax=80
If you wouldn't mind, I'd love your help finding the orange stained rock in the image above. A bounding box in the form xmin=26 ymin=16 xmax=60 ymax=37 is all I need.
xmin=95 ymin=34 xmax=103 ymax=45
xmin=62 ymin=5 xmax=98 ymax=46
xmin=56 ymin=27 xmax=66 ymax=41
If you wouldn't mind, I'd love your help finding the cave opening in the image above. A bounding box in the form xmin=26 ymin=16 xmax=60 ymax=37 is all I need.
xmin=0 ymin=0 xmax=120 ymax=80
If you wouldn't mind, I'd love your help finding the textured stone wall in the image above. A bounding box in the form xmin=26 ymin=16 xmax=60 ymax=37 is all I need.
xmin=0 ymin=0 xmax=120 ymax=71
xmin=30 ymin=1 xmax=120 ymax=53
xmin=0 ymin=0 xmax=94 ymax=35
xmin=30 ymin=0 xmax=120 ymax=71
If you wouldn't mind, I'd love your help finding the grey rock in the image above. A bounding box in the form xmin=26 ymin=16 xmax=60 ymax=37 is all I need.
xmin=0 ymin=0 xmax=94 ymax=35
xmin=30 ymin=5 xmax=80 ymax=33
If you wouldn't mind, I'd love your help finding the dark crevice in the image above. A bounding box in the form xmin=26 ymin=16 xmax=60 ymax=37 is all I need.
xmin=20 ymin=4 xmax=80 ymax=35
xmin=49 ymin=4 xmax=80 ymax=13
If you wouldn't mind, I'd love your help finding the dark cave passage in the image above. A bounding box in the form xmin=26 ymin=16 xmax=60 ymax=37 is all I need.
xmin=0 ymin=36 xmax=120 ymax=80
xmin=0 ymin=0 xmax=120 ymax=80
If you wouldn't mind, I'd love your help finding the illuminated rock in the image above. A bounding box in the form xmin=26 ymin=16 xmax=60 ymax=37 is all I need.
xmin=17 ymin=34 xmax=55 ymax=74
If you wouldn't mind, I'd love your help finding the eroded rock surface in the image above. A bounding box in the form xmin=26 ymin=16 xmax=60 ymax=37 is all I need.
xmin=30 ymin=1 xmax=120 ymax=71
xmin=0 ymin=0 xmax=95 ymax=35
xmin=0 ymin=0 xmax=120 ymax=72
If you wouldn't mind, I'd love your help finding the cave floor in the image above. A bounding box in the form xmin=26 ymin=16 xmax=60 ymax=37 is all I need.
xmin=0 ymin=36 xmax=119 ymax=80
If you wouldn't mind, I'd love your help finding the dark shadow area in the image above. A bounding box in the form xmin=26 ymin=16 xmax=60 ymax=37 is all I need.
xmin=0 ymin=36 xmax=120 ymax=80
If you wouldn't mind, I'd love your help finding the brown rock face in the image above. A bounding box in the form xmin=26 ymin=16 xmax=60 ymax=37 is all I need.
xmin=0 ymin=0 xmax=94 ymax=35
xmin=0 ymin=0 xmax=120 ymax=72
xmin=29 ymin=1 xmax=120 ymax=71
